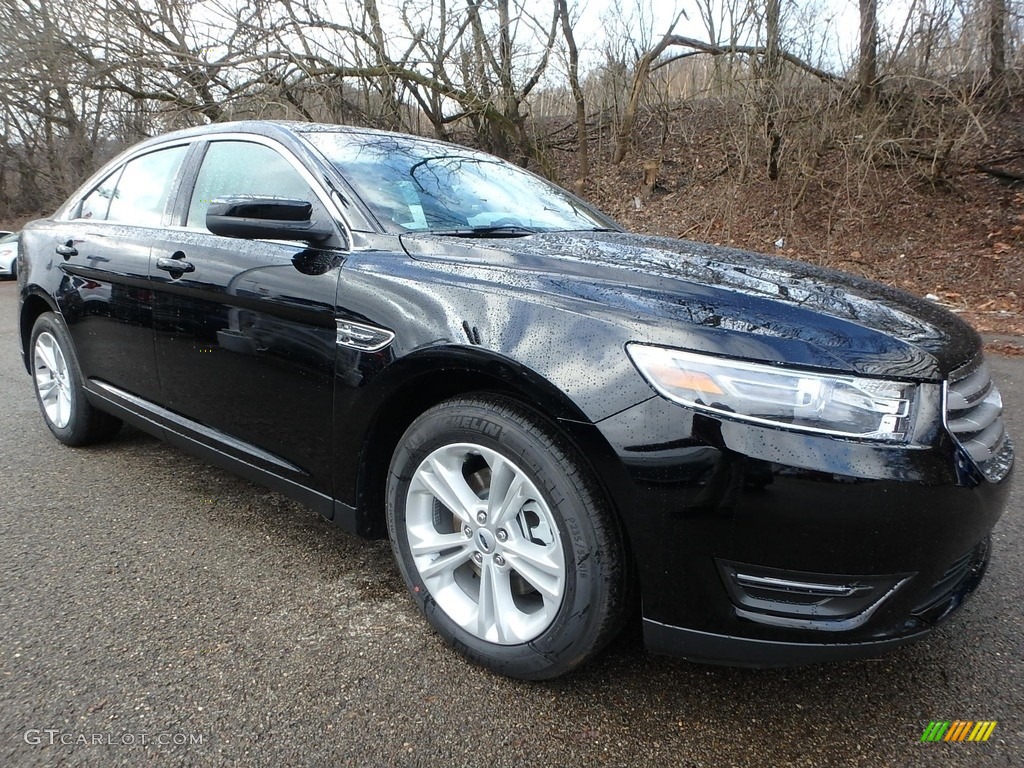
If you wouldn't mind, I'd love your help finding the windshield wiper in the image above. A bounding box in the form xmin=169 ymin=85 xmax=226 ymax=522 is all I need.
xmin=430 ymin=225 xmax=540 ymax=238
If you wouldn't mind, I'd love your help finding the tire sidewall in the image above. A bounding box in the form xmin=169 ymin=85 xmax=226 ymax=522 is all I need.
xmin=387 ymin=400 xmax=611 ymax=679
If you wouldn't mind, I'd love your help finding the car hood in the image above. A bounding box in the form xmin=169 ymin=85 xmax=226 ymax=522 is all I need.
xmin=399 ymin=230 xmax=980 ymax=381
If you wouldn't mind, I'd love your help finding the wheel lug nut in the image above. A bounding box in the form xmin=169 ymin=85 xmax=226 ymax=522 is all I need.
xmin=496 ymin=529 xmax=508 ymax=542
xmin=476 ymin=511 xmax=487 ymax=524
xmin=472 ymin=552 xmax=483 ymax=565
xmin=494 ymin=555 xmax=505 ymax=567
xmin=463 ymin=525 xmax=473 ymax=538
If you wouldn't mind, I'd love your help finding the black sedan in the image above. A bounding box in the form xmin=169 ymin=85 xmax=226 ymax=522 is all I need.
xmin=17 ymin=121 xmax=1013 ymax=679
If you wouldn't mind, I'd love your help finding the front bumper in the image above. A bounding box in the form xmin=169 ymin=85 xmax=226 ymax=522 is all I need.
xmin=593 ymin=394 xmax=1013 ymax=666
xmin=643 ymin=536 xmax=989 ymax=666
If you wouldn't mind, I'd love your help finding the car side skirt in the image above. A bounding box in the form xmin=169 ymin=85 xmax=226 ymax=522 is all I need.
xmin=85 ymin=380 xmax=361 ymax=534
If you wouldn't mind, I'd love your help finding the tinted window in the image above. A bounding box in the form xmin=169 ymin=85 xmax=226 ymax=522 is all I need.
xmin=77 ymin=169 xmax=123 ymax=221
xmin=187 ymin=141 xmax=320 ymax=230
xmin=105 ymin=146 xmax=188 ymax=226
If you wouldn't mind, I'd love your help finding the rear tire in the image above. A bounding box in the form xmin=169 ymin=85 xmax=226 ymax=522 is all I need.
xmin=30 ymin=312 xmax=122 ymax=446
xmin=386 ymin=394 xmax=627 ymax=680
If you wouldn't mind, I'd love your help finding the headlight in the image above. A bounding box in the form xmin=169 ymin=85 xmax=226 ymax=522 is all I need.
xmin=627 ymin=343 xmax=917 ymax=442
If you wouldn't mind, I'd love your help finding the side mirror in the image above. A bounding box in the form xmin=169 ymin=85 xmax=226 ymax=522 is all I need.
xmin=206 ymin=197 xmax=334 ymax=243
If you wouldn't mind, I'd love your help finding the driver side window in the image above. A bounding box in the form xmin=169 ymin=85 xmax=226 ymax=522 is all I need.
xmin=187 ymin=141 xmax=324 ymax=231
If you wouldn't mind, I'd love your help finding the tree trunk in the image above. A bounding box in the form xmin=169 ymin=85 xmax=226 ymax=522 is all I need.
xmin=364 ymin=0 xmax=402 ymax=130
xmin=557 ymin=0 xmax=588 ymax=192
xmin=764 ymin=0 xmax=782 ymax=181
xmin=613 ymin=44 xmax=664 ymax=165
xmin=988 ymin=0 xmax=1007 ymax=87
xmin=858 ymin=0 xmax=878 ymax=107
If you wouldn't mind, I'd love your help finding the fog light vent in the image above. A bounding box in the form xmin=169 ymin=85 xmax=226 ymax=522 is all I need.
xmin=911 ymin=539 xmax=989 ymax=625
xmin=717 ymin=560 xmax=911 ymax=631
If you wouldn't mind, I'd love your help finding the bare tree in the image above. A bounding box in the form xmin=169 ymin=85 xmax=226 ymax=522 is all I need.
xmin=1 ymin=0 xmax=1022 ymax=223
xmin=0 ymin=0 xmax=110 ymax=206
xmin=611 ymin=17 xmax=841 ymax=165
xmin=612 ymin=11 xmax=685 ymax=165
xmin=859 ymin=0 xmax=879 ymax=106
xmin=557 ymin=0 xmax=588 ymax=192
xmin=763 ymin=0 xmax=783 ymax=180
xmin=275 ymin=0 xmax=559 ymax=166
xmin=989 ymin=0 xmax=1008 ymax=86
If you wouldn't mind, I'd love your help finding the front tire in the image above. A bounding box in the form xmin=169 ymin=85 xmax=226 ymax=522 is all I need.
xmin=386 ymin=394 xmax=628 ymax=680
xmin=30 ymin=312 xmax=122 ymax=446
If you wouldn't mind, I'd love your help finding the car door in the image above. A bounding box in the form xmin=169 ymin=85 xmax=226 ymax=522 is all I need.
xmin=149 ymin=137 xmax=345 ymax=494
xmin=50 ymin=143 xmax=190 ymax=402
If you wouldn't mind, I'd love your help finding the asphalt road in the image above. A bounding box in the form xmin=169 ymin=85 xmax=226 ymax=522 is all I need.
xmin=0 ymin=279 xmax=1021 ymax=767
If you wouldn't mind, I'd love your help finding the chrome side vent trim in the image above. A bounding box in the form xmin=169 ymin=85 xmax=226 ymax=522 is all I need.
xmin=336 ymin=320 xmax=395 ymax=352
xmin=732 ymin=573 xmax=874 ymax=598
xmin=717 ymin=560 xmax=911 ymax=630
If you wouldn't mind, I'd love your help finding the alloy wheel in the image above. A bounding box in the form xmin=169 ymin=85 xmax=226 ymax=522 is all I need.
xmin=33 ymin=331 xmax=73 ymax=429
xmin=405 ymin=442 xmax=566 ymax=644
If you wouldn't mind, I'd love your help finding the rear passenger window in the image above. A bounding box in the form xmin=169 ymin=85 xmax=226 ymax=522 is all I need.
xmin=105 ymin=145 xmax=188 ymax=226
xmin=77 ymin=170 xmax=122 ymax=221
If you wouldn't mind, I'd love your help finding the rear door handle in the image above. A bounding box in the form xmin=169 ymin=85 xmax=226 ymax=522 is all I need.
xmin=55 ymin=241 xmax=77 ymax=258
xmin=156 ymin=254 xmax=195 ymax=275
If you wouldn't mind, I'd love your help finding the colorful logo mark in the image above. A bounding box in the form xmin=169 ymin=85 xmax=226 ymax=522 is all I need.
xmin=921 ymin=721 xmax=997 ymax=742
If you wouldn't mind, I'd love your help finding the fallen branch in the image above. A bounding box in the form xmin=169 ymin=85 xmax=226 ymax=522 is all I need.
xmin=650 ymin=36 xmax=844 ymax=85
xmin=614 ymin=32 xmax=844 ymax=164
xmin=975 ymin=163 xmax=1024 ymax=185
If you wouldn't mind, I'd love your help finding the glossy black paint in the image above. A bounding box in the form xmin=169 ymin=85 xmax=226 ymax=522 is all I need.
xmin=47 ymin=222 xmax=162 ymax=403
xmin=597 ymin=396 xmax=1007 ymax=643
xmin=148 ymin=230 xmax=341 ymax=492
xmin=398 ymin=231 xmax=980 ymax=381
xmin=17 ymin=120 xmax=1013 ymax=666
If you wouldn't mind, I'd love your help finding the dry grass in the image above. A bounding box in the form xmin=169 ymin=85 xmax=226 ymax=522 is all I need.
xmin=572 ymin=94 xmax=1024 ymax=336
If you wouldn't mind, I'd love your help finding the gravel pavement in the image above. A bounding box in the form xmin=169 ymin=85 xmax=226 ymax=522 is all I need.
xmin=0 ymin=280 xmax=1021 ymax=767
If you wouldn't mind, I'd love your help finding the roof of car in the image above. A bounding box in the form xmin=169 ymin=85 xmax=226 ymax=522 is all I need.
xmin=137 ymin=119 xmax=452 ymax=151
xmin=51 ymin=120 xmax=477 ymax=221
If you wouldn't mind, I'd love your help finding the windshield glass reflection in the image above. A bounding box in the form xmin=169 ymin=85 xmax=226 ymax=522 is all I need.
xmin=302 ymin=132 xmax=613 ymax=234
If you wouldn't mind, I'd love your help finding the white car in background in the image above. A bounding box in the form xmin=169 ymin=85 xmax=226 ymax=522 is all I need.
xmin=0 ymin=232 xmax=18 ymax=279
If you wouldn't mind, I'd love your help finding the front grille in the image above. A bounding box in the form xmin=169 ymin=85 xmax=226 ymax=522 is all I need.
xmin=945 ymin=357 xmax=1013 ymax=482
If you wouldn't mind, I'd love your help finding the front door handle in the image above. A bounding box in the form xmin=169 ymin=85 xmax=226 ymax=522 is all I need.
xmin=55 ymin=240 xmax=77 ymax=259
xmin=156 ymin=253 xmax=195 ymax=275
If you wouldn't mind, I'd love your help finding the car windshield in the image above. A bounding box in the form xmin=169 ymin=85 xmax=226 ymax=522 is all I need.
xmin=302 ymin=131 xmax=614 ymax=235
